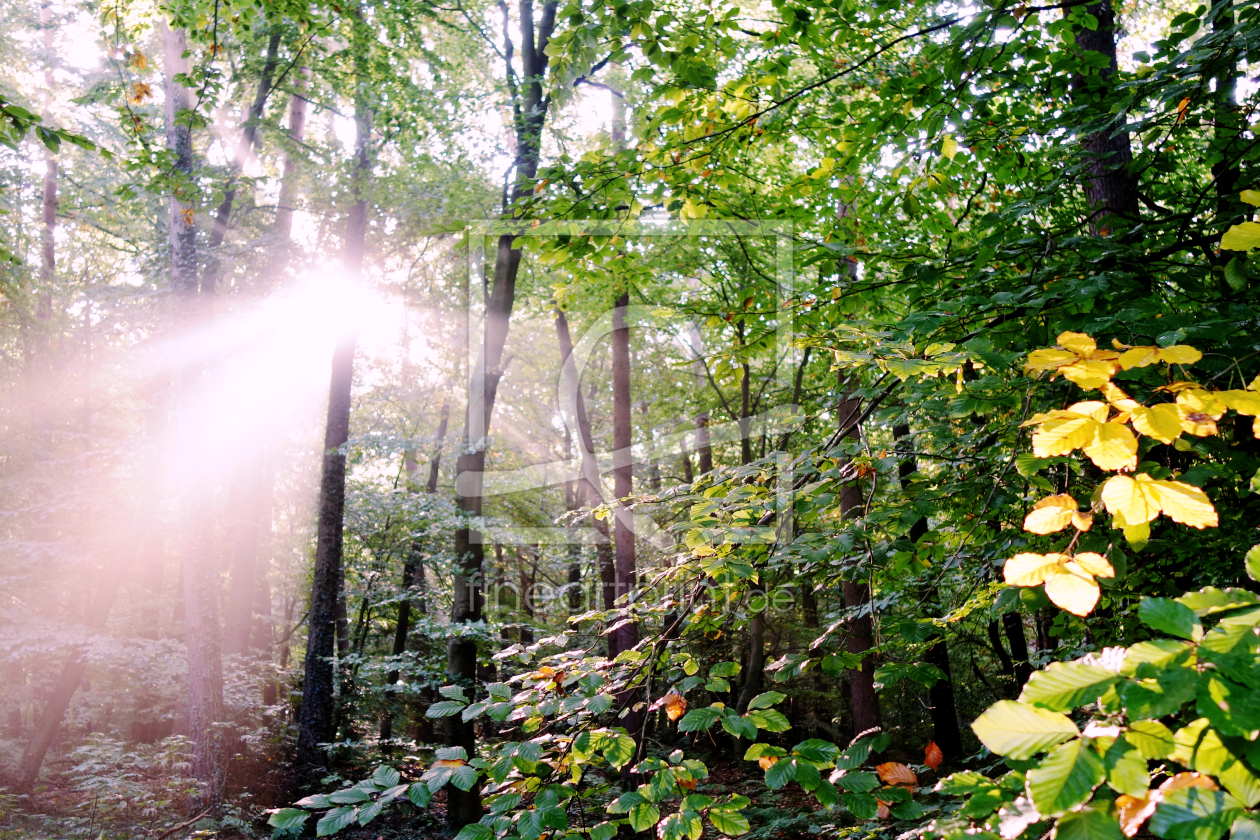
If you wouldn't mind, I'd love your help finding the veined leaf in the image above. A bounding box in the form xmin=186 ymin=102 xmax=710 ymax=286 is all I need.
xmin=970 ymin=700 xmax=1079 ymax=759
xmin=1027 ymin=738 xmax=1104 ymax=815
xmin=1019 ymin=660 xmax=1118 ymax=711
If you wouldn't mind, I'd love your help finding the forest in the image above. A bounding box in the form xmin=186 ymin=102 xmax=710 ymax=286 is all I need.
xmin=1 ymin=0 xmax=1259 ymax=835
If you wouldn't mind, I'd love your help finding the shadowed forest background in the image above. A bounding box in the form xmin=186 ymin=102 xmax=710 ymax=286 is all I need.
xmin=1 ymin=0 xmax=1259 ymax=837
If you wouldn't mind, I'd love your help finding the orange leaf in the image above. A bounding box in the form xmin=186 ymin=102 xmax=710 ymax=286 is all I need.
xmin=876 ymin=800 xmax=891 ymax=819
xmin=665 ymin=692 xmax=687 ymax=722
xmin=924 ymin=741 xmax=944 ymax=771
xmin=758 ymin=755 xmax=779 ymax=770
xmin=875 ymin=761 xmax=917 ymax=788
xmin=434 ymin=758 xmax=466 ymax=767
xmin=1116 ymin=794 xmax=1157 ymax=837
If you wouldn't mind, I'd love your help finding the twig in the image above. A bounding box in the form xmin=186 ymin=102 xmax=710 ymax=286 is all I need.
xmin=154 ymin=808 xmax=211 ymax=840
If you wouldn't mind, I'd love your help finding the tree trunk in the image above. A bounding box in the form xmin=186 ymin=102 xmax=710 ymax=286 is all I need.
xmin=1003 ymin=611 xmax=1033 ymax=688
xmin=274 ymin=67 xmax=311 ymax=242
xmin=16 ymin=578 xmax=121 ymax=793
xmin=1070 ymin=0 xmax=1139 ymax=236
xmin=695 ymin=412 xmax=713 ymax=474
xmin=164 ymin=19 xmax=226 ymax=797
xmin=610 ymin=290 xmax=637 ymax=658
xmin=225 ymin=450 xmax=265 ymax=657
xmin=202 ymin=27 xmax=281 ymax=295
xmin=295 ymin=20 xmax=372 ymax=777
xmin=445 ymin=2 xmax=559 ymax=826
xmin=838 ymin=395 xmax=879 ymax=739
xmin=381 ymin=404 xmax=448 ymax=745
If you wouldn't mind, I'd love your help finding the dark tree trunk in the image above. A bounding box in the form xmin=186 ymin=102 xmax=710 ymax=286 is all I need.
xmin=295 ymin=21 xmax=371 ymax=778
xmin=1003 ymin=611 xmax=1033 ymax=688
xmin=838 ymin=395 xmax=879 ymax=739
xmin=696 ymin=412 xmax=713 ymax=474
xmin=895 ymin=424 xmax=962 ymax=762
xmin=16 ymin=578 xmax=121 ymax=792
xmin=610 ymin=290 xmax=637 ymax=658
xmin=1070 ymin=0 xmax=1140 ymax=236
xmin=203 ymin=27 xmax=281 ymax=295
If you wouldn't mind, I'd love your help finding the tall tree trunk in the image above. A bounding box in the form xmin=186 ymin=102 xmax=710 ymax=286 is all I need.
xmin=202 ymin=27 xmax=281 ymax=295
xmin=1003 ymin=611 xmax=1033 ymax=687
xmin=838 ymin=395 xmax=879 ymax=739
xmin=295 ymin=15 xmax=372 ymax=778
xmin=274 ymin=67 xmax=310 ymax=244
xmin=894 ymin=424 xmax=962 ymax=762
xmin=381 ymin=405 xmax=448 ymax=745
xmin=225 ymin=451 xmax=265 ymax=657
xmin=1070 ymin=0 xmax=1139 ymax=236
xmin=554 ymin=307 xmax=613 ymax=610
xmin=164 ymin=20 xmax=226 ymax=797
xmin=695 ymin=412 xmax=713 ymax=474
xmin=446 ymin=3 xmax=559 ymax=826
xmin=610 ymin=290 xmax=637 ymax=658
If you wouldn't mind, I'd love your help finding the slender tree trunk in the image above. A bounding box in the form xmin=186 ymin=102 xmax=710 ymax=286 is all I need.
xmin=894 ymin=424 xmax=962 ymax=762
xmin=274 ymin=67 xmax=311 ymax=242
xmin=1070 ymin=0 xmax=1139 ymax=236
xmin=610 ymin=290 xmax=637 ymax=658
xmin=202 ymin=27 xmax=281 ymax=295
xmin=1003 ymin=611 xmax=1033 ymax=688
xmin=381 ymin=405 xmax=447 ymax=745
xmin=695 ymin=413 xmax=713 ymax=474
xmin=225 ymin=451 xmax=265 ymax=657
xmin=554 ymin=307 xmax=613 ymax=610
xmin=837 ymin=395 xmax=879 ymax=739
xmin=164 ymin=20 xmax=226 ymax=797
xmin=295 ymin=17 xmax=372 ymax=778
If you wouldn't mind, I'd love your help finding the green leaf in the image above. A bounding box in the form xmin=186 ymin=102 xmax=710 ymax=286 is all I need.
xmin=590 ymin=822 xmax=618 ymax=840
xmin=812 ymin=780 xmax=840 ymax=807
xmin=267 ymin=809 xmax=310 ymax=831
xmin=450 ymin=765 xmax=479 ymax=791
xmin=357 ymin=801 xmax=383 ymax=826
xmin=747 ymin=691 xmax=786 ymax=710
xmin=720 ymin=712 xmax=758 ymax=740
xmin=1053 ymin=807 xmax=1123 ymax=840
xmin=328 ymin=788 xmax=371 ymax=804
xmin=1231 ymin=817 xmax=1260 ymax=840
xmin=834 ymin=771 xmax=879 ymax=792
xmin=1222 ymin=222 xmax=1260 ymax=251
xmin=793 ymin=759 xmax=822 ymax=791
xmin=746 ymin=709 xmax=791 ymax=732
xmin=743 ymin=743 xmax=787 ymax=760
xmin=709 ymin=661 xmax=741 ymax=678
xmin=629 ymin=802 xmax=660 ymax=832
xmin=371 ymin=766 xmax=401 ymax=789
xmin=1246 ymin=546 xmax=1260 ymax=583
xmin=427 ymin=700 xmax=467 ymax=718
xmin=1140 ymin=598 xmax=1204 ymax=640
xmin=608 ymin=792 xmax=645 ymax=814
xmin=970 ymin=700 xmax=1079 ymax=759
xmin=842 ymin=791 xmax=879 ymax=820
xmin=764 ymin=758 xmax=796 ymax=789
xmin=1019 ymin=661 xmax=1119 ymax=711
xmin=407 ymin=782 xmax=432 ymax=808
xmin=792 ymin=739 xmax=840 ymax=764
xmin=453 ymin=825 xmax=494 ymax=840
xmin=1027 ymin=738 xmax=1104 ymax=816
xmin=1177 ymin=588 xmax=1260 ymax=617
xmin=316 ymin=806 xmax=358 ymax=837
xmin=678 ymin=706 xmax=723 ymax=732
xmin=603 ymin=732 xmax=636 ymax=768
xmin=708 ymin=809 xmax=750 ymax=836
xmin=1224 ymin=258 xmax=1248 ymax=292
xmin=934 ymin=770 xmax=992 ymax=795
xmin=1127 ymin=720 xmax=1175 ymax=759
xmin=1150 ymin=787 xmax=1245 ymax=840
xmin=295 ymin=794 xmax=332 ymax=808
xmin=1102 ymin=735 xmax=1149 ymax=797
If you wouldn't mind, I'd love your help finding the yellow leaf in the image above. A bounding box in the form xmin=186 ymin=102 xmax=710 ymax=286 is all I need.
xmin=1084 ymin=422 xmax=1138 ymax=470
xmin=1157 ymin=345 xmax=1202 ymax=365
xmin=1045 ymin=563 xmax=1100 ymax=616
xmin=665 ymin=691 xmax=687 ymax=722
xmin=759 ymin=755 xmax=779 ymax=770
xmin=1072 ymin=511 xmax=1094 ymax=531
xmin=1074 ymin=552 xmax=1114 ymax=578
xmin=1145 ymin=478 xmax=1217 ymax=529
xmin=1025 ymin=348 xmax=1078 ymax=373
xmin=1005 ymin=552 xmax=1069 ymax=587
xmin=1059 ymin=359 xmax=1117 ymax=389
xmin=1219 ymin=389 xmax=1260 ymax=416
xmin=942 ymin=135 xmax=958 ymax=160
xmin=1032 ymin=414 xmax=1100 ymax=457
xmin=1250 ymin=374 xmax=1260 ymax=392
xmin=1070 ymin=400 xmax=1111 ymax=422
xmin=1057 ymin=332 xmax=1097 ymax=356
xmin=1119 ymin=346 xmax=1160 ymax=369
xmin=1123 ymin=521 xmax=1149 ymax=551
xmin=1101 ymin=475 xmax=1161 ymax=526
xmin=1222 ymin=221 xmax=1260 ymax=251
xmin=1024 ymin=494 xmax=1077 ymax=534
xmin=1130 ymin=404 xmax=1183 ymax=444
xmin=1101 ymin=382 xmax=1139 ymax=410
xmin=1177 ymin=389 xmax=1225 ymax=419
xmin=1241 ymin=189 xmax=1260 ymax=207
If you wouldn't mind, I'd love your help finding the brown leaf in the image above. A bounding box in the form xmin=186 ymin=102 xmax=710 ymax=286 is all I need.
xmin=1116 ymin=794 xmax=1158 ymax=838
xmin=434 ymin=758 xmax=466 ymax=767
xmin=665 ymin=692 xmax=687 ymax=722
xmin=876 ymin=800 xmax=891 ymax=819
xmin=924 ymin=741 xmax=944 ymax=771
xmin=875 ymin=762 xmax=918 ymax=788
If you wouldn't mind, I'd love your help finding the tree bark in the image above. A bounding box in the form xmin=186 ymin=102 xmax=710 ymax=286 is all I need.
xmin=1070 ymin=0 xmax=1140 ymax=236
xmin=1003 ymin=611 xmax=1033 ymax=688
xmin=274 ymin=67 xmax=311 ymax=243
xmin=202 ymin=27 xmax=281 ymax=295
xmin=225 ymin=450 xmax=265 ymax=657
xmin=837 ymin=395 xmax=879 ymax=739
xmin=295 ymin=15 xmax=371 ymax=778
xmin=445 ymin=2 xmax=559 ymax=826
xmin=695 ymin=412 xmax=713 ymax=474
xmin=610 ymin=290 xmax=637 ymax=658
